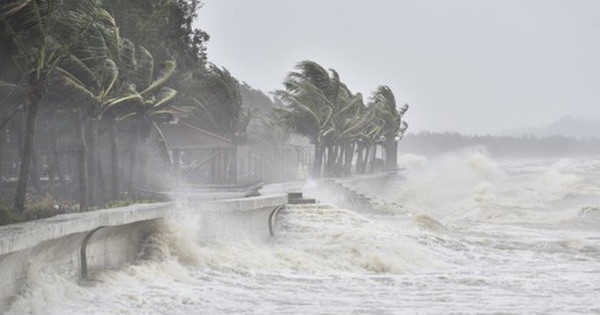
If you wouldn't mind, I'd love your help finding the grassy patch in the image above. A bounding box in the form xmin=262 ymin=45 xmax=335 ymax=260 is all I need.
xmin=104 ymin=198 xmax=160 ymax=209
xmin=0 ymin=195 xmax=162 ymax=226
xmin=1 ymin=195 xmax=78 ymax=226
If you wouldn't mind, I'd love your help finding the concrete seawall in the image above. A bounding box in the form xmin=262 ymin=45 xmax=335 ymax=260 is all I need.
xmin=0 ymin=195 xmax=286 ymax=311
xmin=0 ymin=172 xmax=396 ymax=311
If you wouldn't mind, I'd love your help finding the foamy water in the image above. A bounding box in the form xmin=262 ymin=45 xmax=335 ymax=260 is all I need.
xmin=7 ymin=153 xmax=600 ymax=314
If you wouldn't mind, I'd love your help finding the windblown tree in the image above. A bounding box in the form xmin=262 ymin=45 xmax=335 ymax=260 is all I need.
xmin=186 ymin=65 xmax=242 ymax=138
xmin=327 ymin=90 xmax=374 ymax=176
xmin=59 ymin=32 xmax=178 ymax=205
xmin=368 ymin=86 xmax=409 ymax=171
xmin=0 ymin=0 xmax=270 ymax=219
xmin=274 ymin=61 xmax=341 ymax=177
xmin=105 ymin=54 xmax=178 ymax=192
xmin=55 ymin=8 xmax=123 ymax=209
xmin=185 ymin=65 xmax=243 ymax=183
xmin=0 ymin=0 xmax=118 ymax=212
xmin=102 ymin=0 xmax=208 ymax=68
xmin=276 ymin=60 xmax=410 ymax=177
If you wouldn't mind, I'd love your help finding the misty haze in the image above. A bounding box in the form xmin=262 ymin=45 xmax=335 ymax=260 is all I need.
xmin=1 ymin=0 xmax=599 ymax=314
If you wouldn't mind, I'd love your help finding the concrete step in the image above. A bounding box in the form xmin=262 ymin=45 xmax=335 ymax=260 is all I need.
xmin=287 ymin=192 xmax=317 ymax=204
xmin=287 ymin=192 xmax=303 ymax=200
xmin=288 ymin=198 xmax=317 ymax=205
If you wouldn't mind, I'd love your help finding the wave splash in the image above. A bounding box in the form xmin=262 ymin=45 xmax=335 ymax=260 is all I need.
xmin=392 ymin=152 xmax=600 ymax=225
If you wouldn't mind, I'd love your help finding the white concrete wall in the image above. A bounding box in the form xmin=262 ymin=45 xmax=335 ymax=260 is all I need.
xmin=0 ymin=195 xmax=287 ymax=311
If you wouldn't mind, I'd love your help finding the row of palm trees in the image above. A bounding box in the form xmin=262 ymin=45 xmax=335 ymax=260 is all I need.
xmin=0 ymin=1 xmax=410 ymax=215
xmin=275 ymin=60 xmax=409 ymax=178
xmin=0 ymin=0 xmax=186 ymax=212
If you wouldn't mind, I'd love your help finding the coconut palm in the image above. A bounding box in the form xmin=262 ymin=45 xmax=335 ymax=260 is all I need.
xmin=1 ymin=0 xmax=118 ymax=211
xmin=328 ymin=91 xmax=375 ymax=176
xmin=274 ymin=60 xmax=342 ymax=177
xmin=184 ymin=64 xmax=242 ymax=183
xmin=368 ymin=86 xmax=409 ymax=171
xmin=104 ymin=53 xmax=177 ymax=192
xmin=188 ymin=64 xmax=242 ymax=138
xmin=56 ymin=13 xmax=122 ymax=208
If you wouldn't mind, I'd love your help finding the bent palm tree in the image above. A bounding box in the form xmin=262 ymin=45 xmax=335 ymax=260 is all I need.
xmin=1 ymin=0 xmax=113 ymax=211
xmin=105 ymin=54 xmax=177 ymax=191
xmin=369 ymin=86 xmax=409 ymax=171
xmin=274 ymin=61 xmax=341 ymax=177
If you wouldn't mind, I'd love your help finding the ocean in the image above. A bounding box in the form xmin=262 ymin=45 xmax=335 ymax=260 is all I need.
xmin=7 ymin=153 xmax=600 ymax=314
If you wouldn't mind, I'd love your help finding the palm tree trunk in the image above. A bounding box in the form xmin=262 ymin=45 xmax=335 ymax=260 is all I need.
xmin=96 ymin=154 xmax=106 ymax=204
xmin=78 ymin=114 xmax=89 ymax=211
xmin=334 ymin=144 xmax=343 ymax=175
xmin=324 ymin=144 xmax=334 ymax=177
xmin=0 ymin=130 xmax=5 ymax=181
xmin=361 ymin=145 xmax=370 ymax=174
xmin=109 ymin=120 xmax=120 ymax=201
xmin=128 ymin=119 xmax=142 ymax=196
xmin=313 ymin=142 xmax=324 ymax=178
xmin=368 ymin=144 xmax=377 ymax=173
xmin=344 ymin=142 xmax=353 ymax=176
xmin=384 ymin=140 xmax=398 ymax=171
xmin=128 ymin=133 xmax=137 ymax=196
xmin=334 ymin=144 xmax=343 ymax=177
xmin=229 ymin=141 xmax=238 ymax=184
xmin=86 ymin=119 xmax=98 ymax=207
xmin=50 ymin=110 xmax=68 ymax=197
xmin=29 ymin=150 xmax=41 ymax=194
xmin=355 ymin=145 xmax=362 ymax=174
xmin=13 ymin=90 xmax=41 ymax=212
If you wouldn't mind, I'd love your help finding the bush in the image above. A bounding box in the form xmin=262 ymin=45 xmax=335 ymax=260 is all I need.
xmin=0 ymin=194 xmax=160 ymax=226
xmin=104 ymin=198 xmax=159 ymax=209
xmin=0 ymin=203 xmax=20 ymax=225
xmin=22 ymin=194 xmax=78 ymax=220
xmin=0 ymin=195 xmax=79 ymax=226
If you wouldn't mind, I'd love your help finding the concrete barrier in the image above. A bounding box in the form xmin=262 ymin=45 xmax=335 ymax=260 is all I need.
xmin=0 ymin=195 xmax=287 ymax=311
xmin=0 ymin=174 xmax=395 ymax=311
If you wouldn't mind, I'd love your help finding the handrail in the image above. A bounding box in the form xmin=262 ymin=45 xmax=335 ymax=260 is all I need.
xmin=80 ymin=226 xmax=105 ymax=279
xmin=268 ymin=204 xmax=285 ymax=237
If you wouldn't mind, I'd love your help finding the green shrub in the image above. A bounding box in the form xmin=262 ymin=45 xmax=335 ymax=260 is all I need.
xmin=0 ymin=204 xmax=21 ymax=225
xmin=0 ymin=194 xmax=159 ymax=226
xmin=104 ymin=199 xmax=159 ymax=209
xmin=22 ymin=194 xmax=78 ymax=220
xmin=0 ymin=195 xmax=80 ymax=226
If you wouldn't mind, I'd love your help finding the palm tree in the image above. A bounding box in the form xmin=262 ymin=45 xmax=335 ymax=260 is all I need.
xmin=368 ymin=86 xmax=409 ymax=171
xmin=184 ymin=64 xmax=242 ymax=183
xmin=1 ymin=0 xmax=115 ymax=212
xmin=274 ymin=60 xmax=341 ymax=178
xmin=191 ymin=65 xmax=242 ymax=139
xmin=104 ymin=53 xmax=177 ymax=192
xmin=56 ymin=13 xmax=121 ymax=208
xmin=329 ymin=91 xmax=375 ymax=176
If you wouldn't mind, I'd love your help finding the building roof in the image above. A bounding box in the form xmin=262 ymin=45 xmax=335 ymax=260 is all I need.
xmin=161 ymin=121 xmax=233 ymax=150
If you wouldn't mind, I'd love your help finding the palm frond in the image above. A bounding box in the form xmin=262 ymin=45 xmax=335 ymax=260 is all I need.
xmin=99 ymin=58 xmax=118 ymax=98
xmin=140 ymin=60 xmax=176 ymax=98
xmin=152 ymin=87 xmax=177 ymax=110
xmin=131 ymin=45 xmax=153 ymax=90
xmin=105 ymin=93 xmax=143 ymax=116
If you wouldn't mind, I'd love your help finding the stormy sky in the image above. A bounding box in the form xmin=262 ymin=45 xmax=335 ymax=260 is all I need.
xmin=196 ymin=0 xmax=600 ymax=134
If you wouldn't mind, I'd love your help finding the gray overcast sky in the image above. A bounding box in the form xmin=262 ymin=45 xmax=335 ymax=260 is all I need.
xmin=195 ymin=0 xmax=600 ymax=134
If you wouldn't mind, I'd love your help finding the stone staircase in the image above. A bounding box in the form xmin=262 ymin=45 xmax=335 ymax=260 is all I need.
xmin=329 ymin=177 xmax=405 ymax=214
xmin=335 ymin=181 xmax=377 ymax=210
xmin=287 ymin=192 xmax=317 ymax=205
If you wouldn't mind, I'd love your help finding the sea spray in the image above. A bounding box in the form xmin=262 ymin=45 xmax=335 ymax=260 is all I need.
xmin=272 ymin=204 xmax=444 ymax=274
xmin=7 ymin=155 xmax=600 ymax=314
xmin=392 ymin=151 xmax=506 ymax=222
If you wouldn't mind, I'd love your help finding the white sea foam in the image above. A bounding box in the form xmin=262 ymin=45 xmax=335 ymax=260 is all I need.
xmin=7 ymin=154 xmax=600 ymax=314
